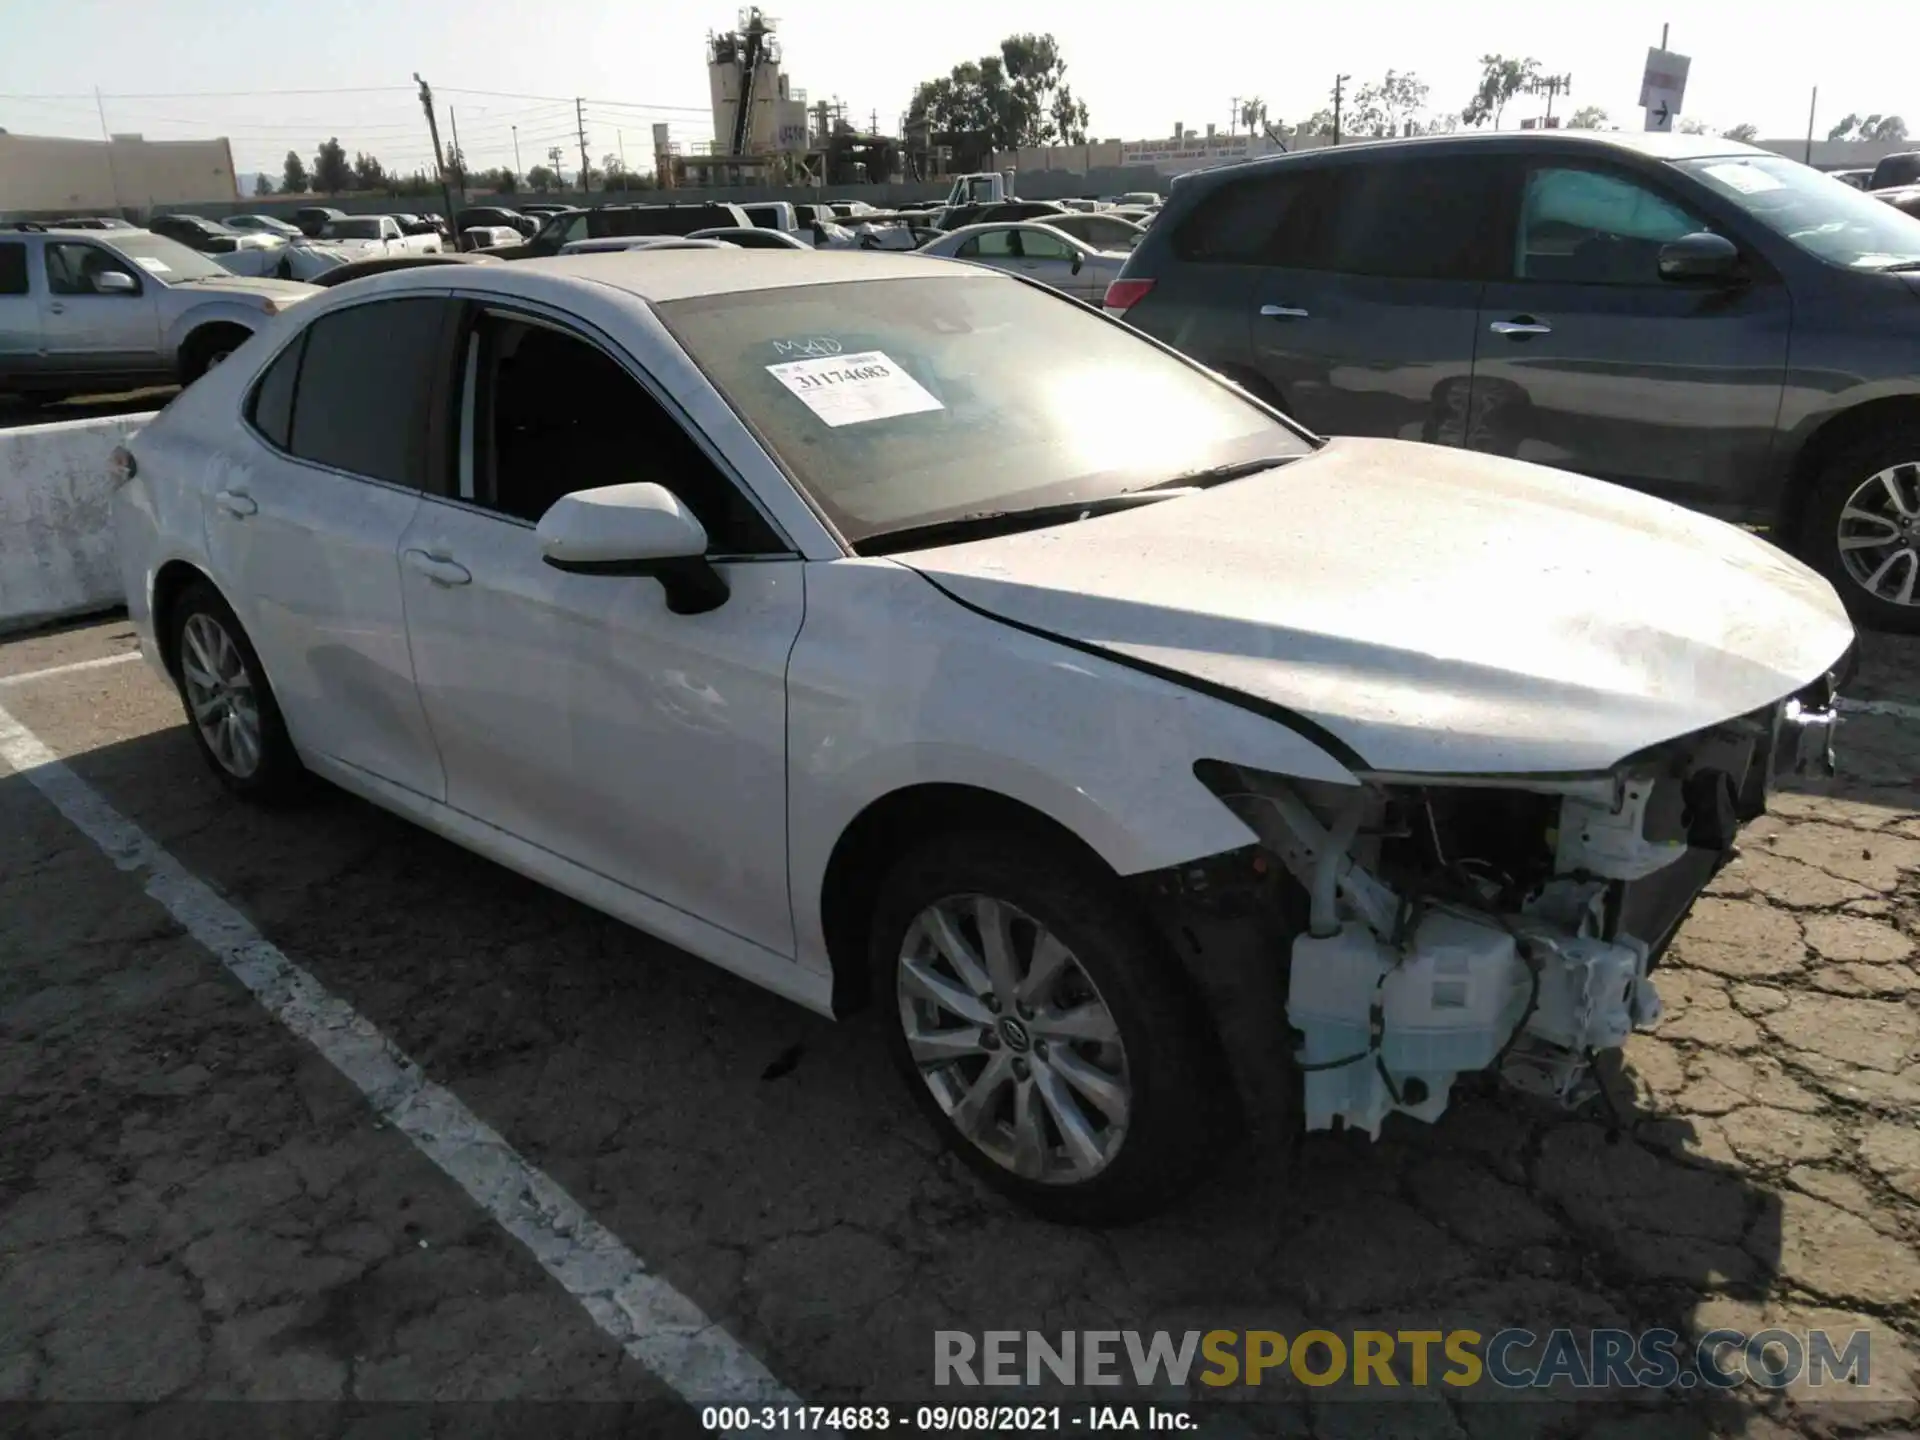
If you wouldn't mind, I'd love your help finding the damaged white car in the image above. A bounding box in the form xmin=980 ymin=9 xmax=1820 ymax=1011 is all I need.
xmin=112 ymin=251 xmax=1854 ymax=1224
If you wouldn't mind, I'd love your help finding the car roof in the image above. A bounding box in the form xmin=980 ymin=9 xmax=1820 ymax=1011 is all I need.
xmin=380 ymin=247 xmax=972 ymax=303
xmin=1188 ymin=127 xmax=1765 ymax=184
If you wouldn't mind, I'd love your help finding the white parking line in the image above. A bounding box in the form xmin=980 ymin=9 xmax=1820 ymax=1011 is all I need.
xmin=0 ymin=696 xmax=805 ymax=1420
xmin=1838 ymin=695 xmax=1920 ymax=725
xmin=0 ymin=651 xmax=143 ymax=686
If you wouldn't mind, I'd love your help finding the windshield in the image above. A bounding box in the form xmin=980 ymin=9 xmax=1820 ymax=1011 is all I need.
xmin=106 ymin=232 xmax=230 ymax=282
xmin=326 ymin=218 xmax=383 ymax=239
xmin=657 ymin=274 xmax=1308 ymax=545
xmin=1676 ymin=153 xmax=1920 ymax=270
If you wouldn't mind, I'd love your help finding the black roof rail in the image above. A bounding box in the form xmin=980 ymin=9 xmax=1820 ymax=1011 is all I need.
xmin=2 ymin=221 xmax=48 ymax=232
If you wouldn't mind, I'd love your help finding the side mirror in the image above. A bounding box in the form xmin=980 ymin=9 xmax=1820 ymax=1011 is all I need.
xmin=1070 ymin=252 xmax=1084 ymax=275
xmin=92 ymin=270 xmax=137 ymax=295
xmin=537 ymin=482 xmax=729 ymax=615
xmin=1659 ymin=231 xmax=1740 ymax=283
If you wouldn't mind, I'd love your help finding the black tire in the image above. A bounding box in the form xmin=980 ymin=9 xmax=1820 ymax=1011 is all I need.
xmin=166 ymin=579 xmax=308 ymax=804
xmin=869 ymin=830 xmax=1232 ymax=1224
xmin=178 ymin=325 xmax=251 ymax=385
xmin=1800 ymin=423 xmax=1920 ymax=635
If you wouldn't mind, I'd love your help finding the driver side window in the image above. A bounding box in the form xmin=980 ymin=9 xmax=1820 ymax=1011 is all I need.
xmin=1019 ymin=229 xmax=1075 ymax=261
xmin=458 ymin=311 xmax=782 ymax=555
xmin=1518 ymin=167 xmax=1710 ymax=284
xmin=45 ymin=242 xmax=138 ymax=297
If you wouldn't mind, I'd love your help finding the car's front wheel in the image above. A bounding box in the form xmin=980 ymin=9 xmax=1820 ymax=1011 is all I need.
xmin=1803 ymin=425 xmax=1920 ymax=634
xmin=870 ymin=830 xmax=1231 ymax=1224
xmin=166 ymin=579 xmax=307 ymax=803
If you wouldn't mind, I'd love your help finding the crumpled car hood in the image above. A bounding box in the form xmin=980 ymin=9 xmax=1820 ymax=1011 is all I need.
xmin=898 ymin=436 xmax=1856 ymax=777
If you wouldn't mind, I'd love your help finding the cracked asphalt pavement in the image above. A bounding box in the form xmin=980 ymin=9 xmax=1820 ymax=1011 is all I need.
xmin=3 ymin=617 xmax=1918 ymax=1439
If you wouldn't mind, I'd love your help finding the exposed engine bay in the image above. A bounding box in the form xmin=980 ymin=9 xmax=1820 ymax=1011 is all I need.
xmin=1190 ymin=673 xmax=1846 ymax=1137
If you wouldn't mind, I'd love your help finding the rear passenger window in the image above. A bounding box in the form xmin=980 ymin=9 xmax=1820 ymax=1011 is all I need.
xmin=247 ymin=333 xmax=305 ymax=451
xmin=1320 ymin=158 xmax=1510 ymax=281
xmin=1171 ymin=169 xmax=1329 ymax=264
xmin=0 ymin=243 xmax=27 ymax=295
xmin=287 ymin=298 xmax=449 ymax=487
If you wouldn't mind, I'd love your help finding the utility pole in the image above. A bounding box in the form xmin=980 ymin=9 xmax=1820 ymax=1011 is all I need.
xmin=448 ymin=108 xmax=465 ymax=199
xmin=1805 ymin=85 xmax=1818 ymax=164
xmin=94 ymin=87 xmax=125 ymax=214
xmin=1229 ymin=96 xmax=1241 ymax=136
xmin=512 ymin=125 xmax=522 ymax=178
xmin=413 ymin=73 xmax=457 ymax=226
xmin=576 ymin=97 xmax=591 ymax=193
xmin=1332 ymin=74 xmax=1351 ymax=145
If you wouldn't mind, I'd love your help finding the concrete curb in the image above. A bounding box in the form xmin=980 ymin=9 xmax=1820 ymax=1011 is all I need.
xmin=1 ymin=412 xmax=156 ymax=636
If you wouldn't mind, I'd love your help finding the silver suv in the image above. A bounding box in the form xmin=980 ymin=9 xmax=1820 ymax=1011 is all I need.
xmin=0 ymin=225 xmax=320 ymax=402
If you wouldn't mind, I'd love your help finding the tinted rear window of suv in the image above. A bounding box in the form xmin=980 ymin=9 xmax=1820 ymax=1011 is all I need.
xmin=1170 ymin=166 xmax=1332 ymax=264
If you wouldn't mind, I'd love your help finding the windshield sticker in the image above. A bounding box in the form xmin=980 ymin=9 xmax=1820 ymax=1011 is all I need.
xmin=1703 ymin=162 xmax=1782 ymax=195
xmin=770 ymin=336 xmax=843 ymax=358
xmin=766 ymin=350 xmax=943 ymax=428
xmin=132 ymin=257 xmax=172 ymax=274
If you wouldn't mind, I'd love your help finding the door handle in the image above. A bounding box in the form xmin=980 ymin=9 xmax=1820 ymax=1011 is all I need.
xmin=403 ymin=549 xmax=472 ymax=587
xmin=47 ymin=302 xmax=66 ymax=315
xmin=1490 ymin=318 xmax=1553 ymax=336
xmin=213 ymin=489 xmax=257 ymax=518
xmin=1260 ymin=304 xmax=1310 ymax=320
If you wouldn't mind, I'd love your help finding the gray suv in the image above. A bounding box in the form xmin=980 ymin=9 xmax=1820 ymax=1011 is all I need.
xmin=0 ymin=226 xmax=319 ymax=402
xmin=1108 ymin=132 xmax=1920 ymax=632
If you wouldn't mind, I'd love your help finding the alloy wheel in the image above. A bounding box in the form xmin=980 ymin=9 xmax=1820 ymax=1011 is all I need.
xmin=896 ymin=893 xmax=1132 ymax=1184
xmin=180 ymin=612 xmax=263 ymax=778
xmin=1837 ymin=460 xmax=1920 ymax=607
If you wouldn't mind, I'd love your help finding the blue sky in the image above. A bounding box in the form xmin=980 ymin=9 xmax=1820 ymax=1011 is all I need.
xmin=3 ymin=0 xmax=1910 ymax=181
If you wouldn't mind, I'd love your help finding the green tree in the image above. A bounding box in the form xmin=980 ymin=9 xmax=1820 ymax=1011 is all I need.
xmin=1829 ymin=113 xmax=1907 ymax=142
xmin=1350 ymin=70 xmax=1430 ymax=138
xmin=1723 ymin=121 xmax=1760 ymax=142
xmin=526 ymin=163 xmax=558 ymax=194
xmin=1677 ymin=117 xmax=1711 ymax=135
xmin=1567 ymin=105 xmax=1609 ymax=130
xmin=311 ymin=137 xmax=351 ymax=194
xmin=1238 ymin=97 xmax=1268 ymax=134
xmin=443 ymin=145 xmax=467 ymax=186
xmin=281 ymin=150 xmax=309 ymax=194
xmin=253 ymin=173 xmax=275 ymax=197
xmin=906 ymin=33 xmax=1091 ymax=159
xmin=351 ymin=152 xmax=387 ymax=191
xmin=1295 ymin=108 xmax=1337 ymax=139
xmin=491 ymin=167 xmax=518 ymax=194
xmin=1461 ymin=54 xmax=1539 ymax=130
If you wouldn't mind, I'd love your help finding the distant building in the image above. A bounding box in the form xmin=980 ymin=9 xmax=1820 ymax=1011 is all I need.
xmin=0 ymin=131 xmax=238 ymax=216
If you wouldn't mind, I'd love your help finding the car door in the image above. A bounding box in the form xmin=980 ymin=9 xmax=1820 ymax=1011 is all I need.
xmin=1467 ymin=158 xmax=1791 ymax=509
xmin=395 ymin=303 xmax=804 ymax=956
xmin=1246 ymin=155 xmax=1507 ymax=442
xmin=36 ymin=240 xmax=163 ymax=374
xmin=1014 ymin=226 xmax=1094 ymax=297
xmin=0 ymin=240 xmax=38 ymax=381
xmin=205 ymin=294 xmax=456 ymax=800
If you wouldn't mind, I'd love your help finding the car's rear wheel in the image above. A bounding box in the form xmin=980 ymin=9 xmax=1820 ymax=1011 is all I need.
xmin=1803 ymin=425 xmax=1920 ymax=634
xmin=167 ymin=579 xmax=306 ymax=803
xmin=870 ymin=830 xmax=1230 ymax=1224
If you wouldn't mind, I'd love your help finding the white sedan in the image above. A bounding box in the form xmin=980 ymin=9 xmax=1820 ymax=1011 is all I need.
xmin=113 ymin=250 xmax=1853 ymax=1222
xmin=917 ymin=221 xmax=1129 ymax=302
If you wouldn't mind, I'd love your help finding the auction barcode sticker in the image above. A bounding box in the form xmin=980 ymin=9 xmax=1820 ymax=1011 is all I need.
xmin=766 ymin=350 xmax=943 ymax=427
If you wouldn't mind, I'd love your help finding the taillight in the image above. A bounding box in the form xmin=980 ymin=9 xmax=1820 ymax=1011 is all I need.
xmin=1103 ymin=277 xmax=1156 ymax=317
xmin=108 ymin=445 xmax=137 ymax=487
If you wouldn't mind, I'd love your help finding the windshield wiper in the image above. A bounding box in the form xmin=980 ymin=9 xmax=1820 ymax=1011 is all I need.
xmin=856 ymin=488 xmax=1192 ymax=556
xmin=1875 ymin=260 xmax=1920 ymax=273
xmin=1126 ymin=455 xmax=1301 ymax=492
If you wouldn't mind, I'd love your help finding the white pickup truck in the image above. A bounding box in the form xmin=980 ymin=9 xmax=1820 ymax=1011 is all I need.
xmin=315 ymin=215 xmax=441 ymax=257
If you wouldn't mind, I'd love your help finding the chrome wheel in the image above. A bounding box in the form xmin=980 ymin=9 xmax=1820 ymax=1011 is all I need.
xmin=1837 ymin=460 xmax=1920 ymax=607
xmin=896 ymin=894 xmax=1131 ymax=1185
xmin=180 ymin=612 xmax=262 ymax=778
